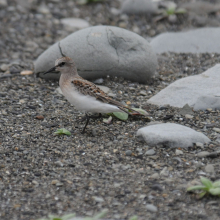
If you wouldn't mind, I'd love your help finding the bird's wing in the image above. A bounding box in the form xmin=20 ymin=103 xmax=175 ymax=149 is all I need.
xmin=71 ymin=77 xmax=143 ymax=115
xmin=71 ymin=77 xmax=123 ymax=106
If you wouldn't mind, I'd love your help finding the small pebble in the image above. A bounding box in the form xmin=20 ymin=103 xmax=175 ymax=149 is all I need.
xmin=197 ymin=151 xmax=210 ymax=158
xmin=213 ymin=128 xmax=220 ymax=133
xmin=20 ymin=70 xmax=33 ymax=75
xmin=175 ymin=149 xmax=183 ymax=155
xmin=145 ymin=149 xmax=155 ymax=156
xmin=146 ymin=204 xmax=158 ymax=213
xmin=205 ymin=164 xmax=215 ymax=174
xmin=125 ymin=150 xmax=132 ymax=156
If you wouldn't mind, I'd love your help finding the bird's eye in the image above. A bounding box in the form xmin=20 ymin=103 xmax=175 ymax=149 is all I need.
xmin=60 ymin=62 xmax=65 ymax=67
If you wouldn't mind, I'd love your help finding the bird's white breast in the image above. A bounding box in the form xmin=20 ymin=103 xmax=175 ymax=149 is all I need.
xmin=61 ymin=85 xmax=122 ymax=114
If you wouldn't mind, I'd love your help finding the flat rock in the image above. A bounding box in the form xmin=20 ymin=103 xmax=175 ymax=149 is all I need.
xmin=35 ymin=26 xmax=157 ymax=83
xmin=180 ymin=2 xmax=220 ymax=15
xmin=147 ymin=65 xmax=220 ymax=110
xmin=150 ymin=27 xmax=220 ymax=53
xmin=137 ymin=123 xmax=210 ymax=148
xmin=121 ymin=0 xmax=158 ymax=15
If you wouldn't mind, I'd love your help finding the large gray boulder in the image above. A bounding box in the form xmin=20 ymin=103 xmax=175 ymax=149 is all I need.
xmin=35 ymin=26 xmax=158 ymax=83
xmin=150 ymin=27 xmax=220 ymax=53
xmin=137 ymin=123 xmax=210 ymax=148
xmin=147 ymin=64 xmax=220 ymax=110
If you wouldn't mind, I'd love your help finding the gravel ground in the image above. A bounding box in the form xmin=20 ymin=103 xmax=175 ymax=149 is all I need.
xmin=1 ymin=1 xmax=220 ymax=220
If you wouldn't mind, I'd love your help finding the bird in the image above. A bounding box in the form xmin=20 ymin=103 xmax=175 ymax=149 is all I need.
xmin=43 ymin=56 xmax=145 ymax=133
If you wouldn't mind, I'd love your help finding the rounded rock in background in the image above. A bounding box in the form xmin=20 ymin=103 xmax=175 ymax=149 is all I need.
xmin=35 ymin=26 xmax=158 ymax=84
xmin=137 ymin=123 xmax=210 ymax=148
xmin=121 ymin=0 xmax=158 ymax=15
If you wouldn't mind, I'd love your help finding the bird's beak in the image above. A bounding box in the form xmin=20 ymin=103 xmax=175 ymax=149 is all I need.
xmin=43 ymin=66 xmax=57 ymax=75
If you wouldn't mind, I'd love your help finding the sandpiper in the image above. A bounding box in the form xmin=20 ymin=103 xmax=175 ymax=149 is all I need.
xmin=43 ymin=57 xmax=144 ymax=133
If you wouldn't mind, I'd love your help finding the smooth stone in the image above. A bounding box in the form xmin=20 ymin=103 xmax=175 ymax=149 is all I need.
xmin=147 ymin=65 xmax=220 ymax=110
xmin=180 ymin=2 xmax=220 ymax=15
xmin=35 ymin=26 xmax=157 ymax=83
xmin=185 ymin=114 xmax=193 ymax=119
xmin=61 ymin=18 xmax=90 ymax=30
xmin=194 ymin=95 xmax=220 ymax=111
xmin=205 ymin=164 xmax=215 ymax=174
xmin=160 ymin=167 xmax=169 ymax=177
xmin=0 ymin=64 xmax=9 ymax=72
xmin=197 ymin=151 xmax=210 ymax=158
xmin=213 ymin=128 xmax=220 ymax=133
xmin=175 ymin=149 xmax=183 ymax=155
xmin=146 ymin=204 xmax=158 ymax=213
xmin=150 ymin=173 xmax=160 ymax=179
xmin=179 ymin=104 xmax=194 ymax=115
xmin=196 ymin=142 xmax=204 ymax=148
xmin=145 ymin=149 xmax=155 ymax=156
xmin=125 ymin=150 xmax=132 ymax=156
xmin=137 ymin=123 xmax=210 ymax=148
xmin=121 ymin=0 xmax=158 ymax=15
xmin=0 ymin=0 xmax=7 ymax=7
xmin=150 ymin=28 xmax=220 ymax=54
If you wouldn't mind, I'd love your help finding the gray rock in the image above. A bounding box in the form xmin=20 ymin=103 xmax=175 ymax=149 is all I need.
xmin=0 ymin=0 xmax=7 ymax=7
xmin=125 ymin=150 xmax=132 ymax=156
xmin=146 ymin=204 xmax=158 ymax=212
xmin=205 ymin=164 xmax=215 ymax=174
xmin=150 ymin=28 xmax=220 ymax=53
xmin=194 ymin=95 xmax=220 ymax=111
xmin=137 ymin=123 xmax=210 ymax=148
xmin=61 ymin=18 xmax=90 ymax=30
xmin=213 ymin=128 xmax=220 ymax=133
xmin=180 ymin=2 xmax=220 ymax=15
xmin=145 ymin=149 xmax=155 ymax=156
xmin=35 ymin=26 xmax=157 ymax=83
xmin=121 ymin=0 xmax=158 ymax=15
xmin=197 ymin=151 xmax=210 ymax=158
xmin=147 ymin=65 xmax=220 ymax=109
xmin=0 ymin=64 xmax=9 ymax=72
xmin=175 ymin=149 xmax=183 ymax=155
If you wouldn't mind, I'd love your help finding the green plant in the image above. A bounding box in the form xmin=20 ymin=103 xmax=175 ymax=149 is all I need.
xmin=187 ymin=177 xmax=220 ymax=198
xmin=54 ymin=128 xmax=71 ymax=136
xmin=154 ymin=5 xmax=186 ymax=22
xmin=111 ymin=108 xmax=148 ymax=121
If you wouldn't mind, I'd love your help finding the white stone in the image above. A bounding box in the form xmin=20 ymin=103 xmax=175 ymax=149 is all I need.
xmin=35 ymin=26 xmax=157 ymax=83
xmin=205 ymin=164 xmax=215 ymax=174
xmin=175 ymin=149 xmax=183 ymax=155
xmin=146 ymin=204 xmax=158 ymax=212
xmin=137 ymin=123 xmax=210 ymax=148
xmin=147 ymin=65 xmax=220 ymax=110
xmin=151 ymin=28 xmax=220 ymax=54
xmin=61 ymin=18 xmax=90 ymax=30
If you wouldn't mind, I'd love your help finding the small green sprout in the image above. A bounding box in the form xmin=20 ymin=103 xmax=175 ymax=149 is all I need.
xmin=187 ymin=177 xmax=220 ymax=198
xmin=54 ymin=128 xmax=71 ymax=136
xmin=111 ymin=108 xmax=148 ymax=121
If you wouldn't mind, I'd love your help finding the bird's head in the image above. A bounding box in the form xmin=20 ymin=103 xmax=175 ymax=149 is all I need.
xmin=43 ymin=56 xmax=77 ymax=76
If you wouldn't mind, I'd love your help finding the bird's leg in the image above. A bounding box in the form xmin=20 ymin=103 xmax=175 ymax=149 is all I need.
xmin=81 ymin=113 xmax=102 ymax=134
xmin=76 ymin=115 xmax=87 ymax=123
xmin=81 ymin=114 xmax=90 ymax=134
